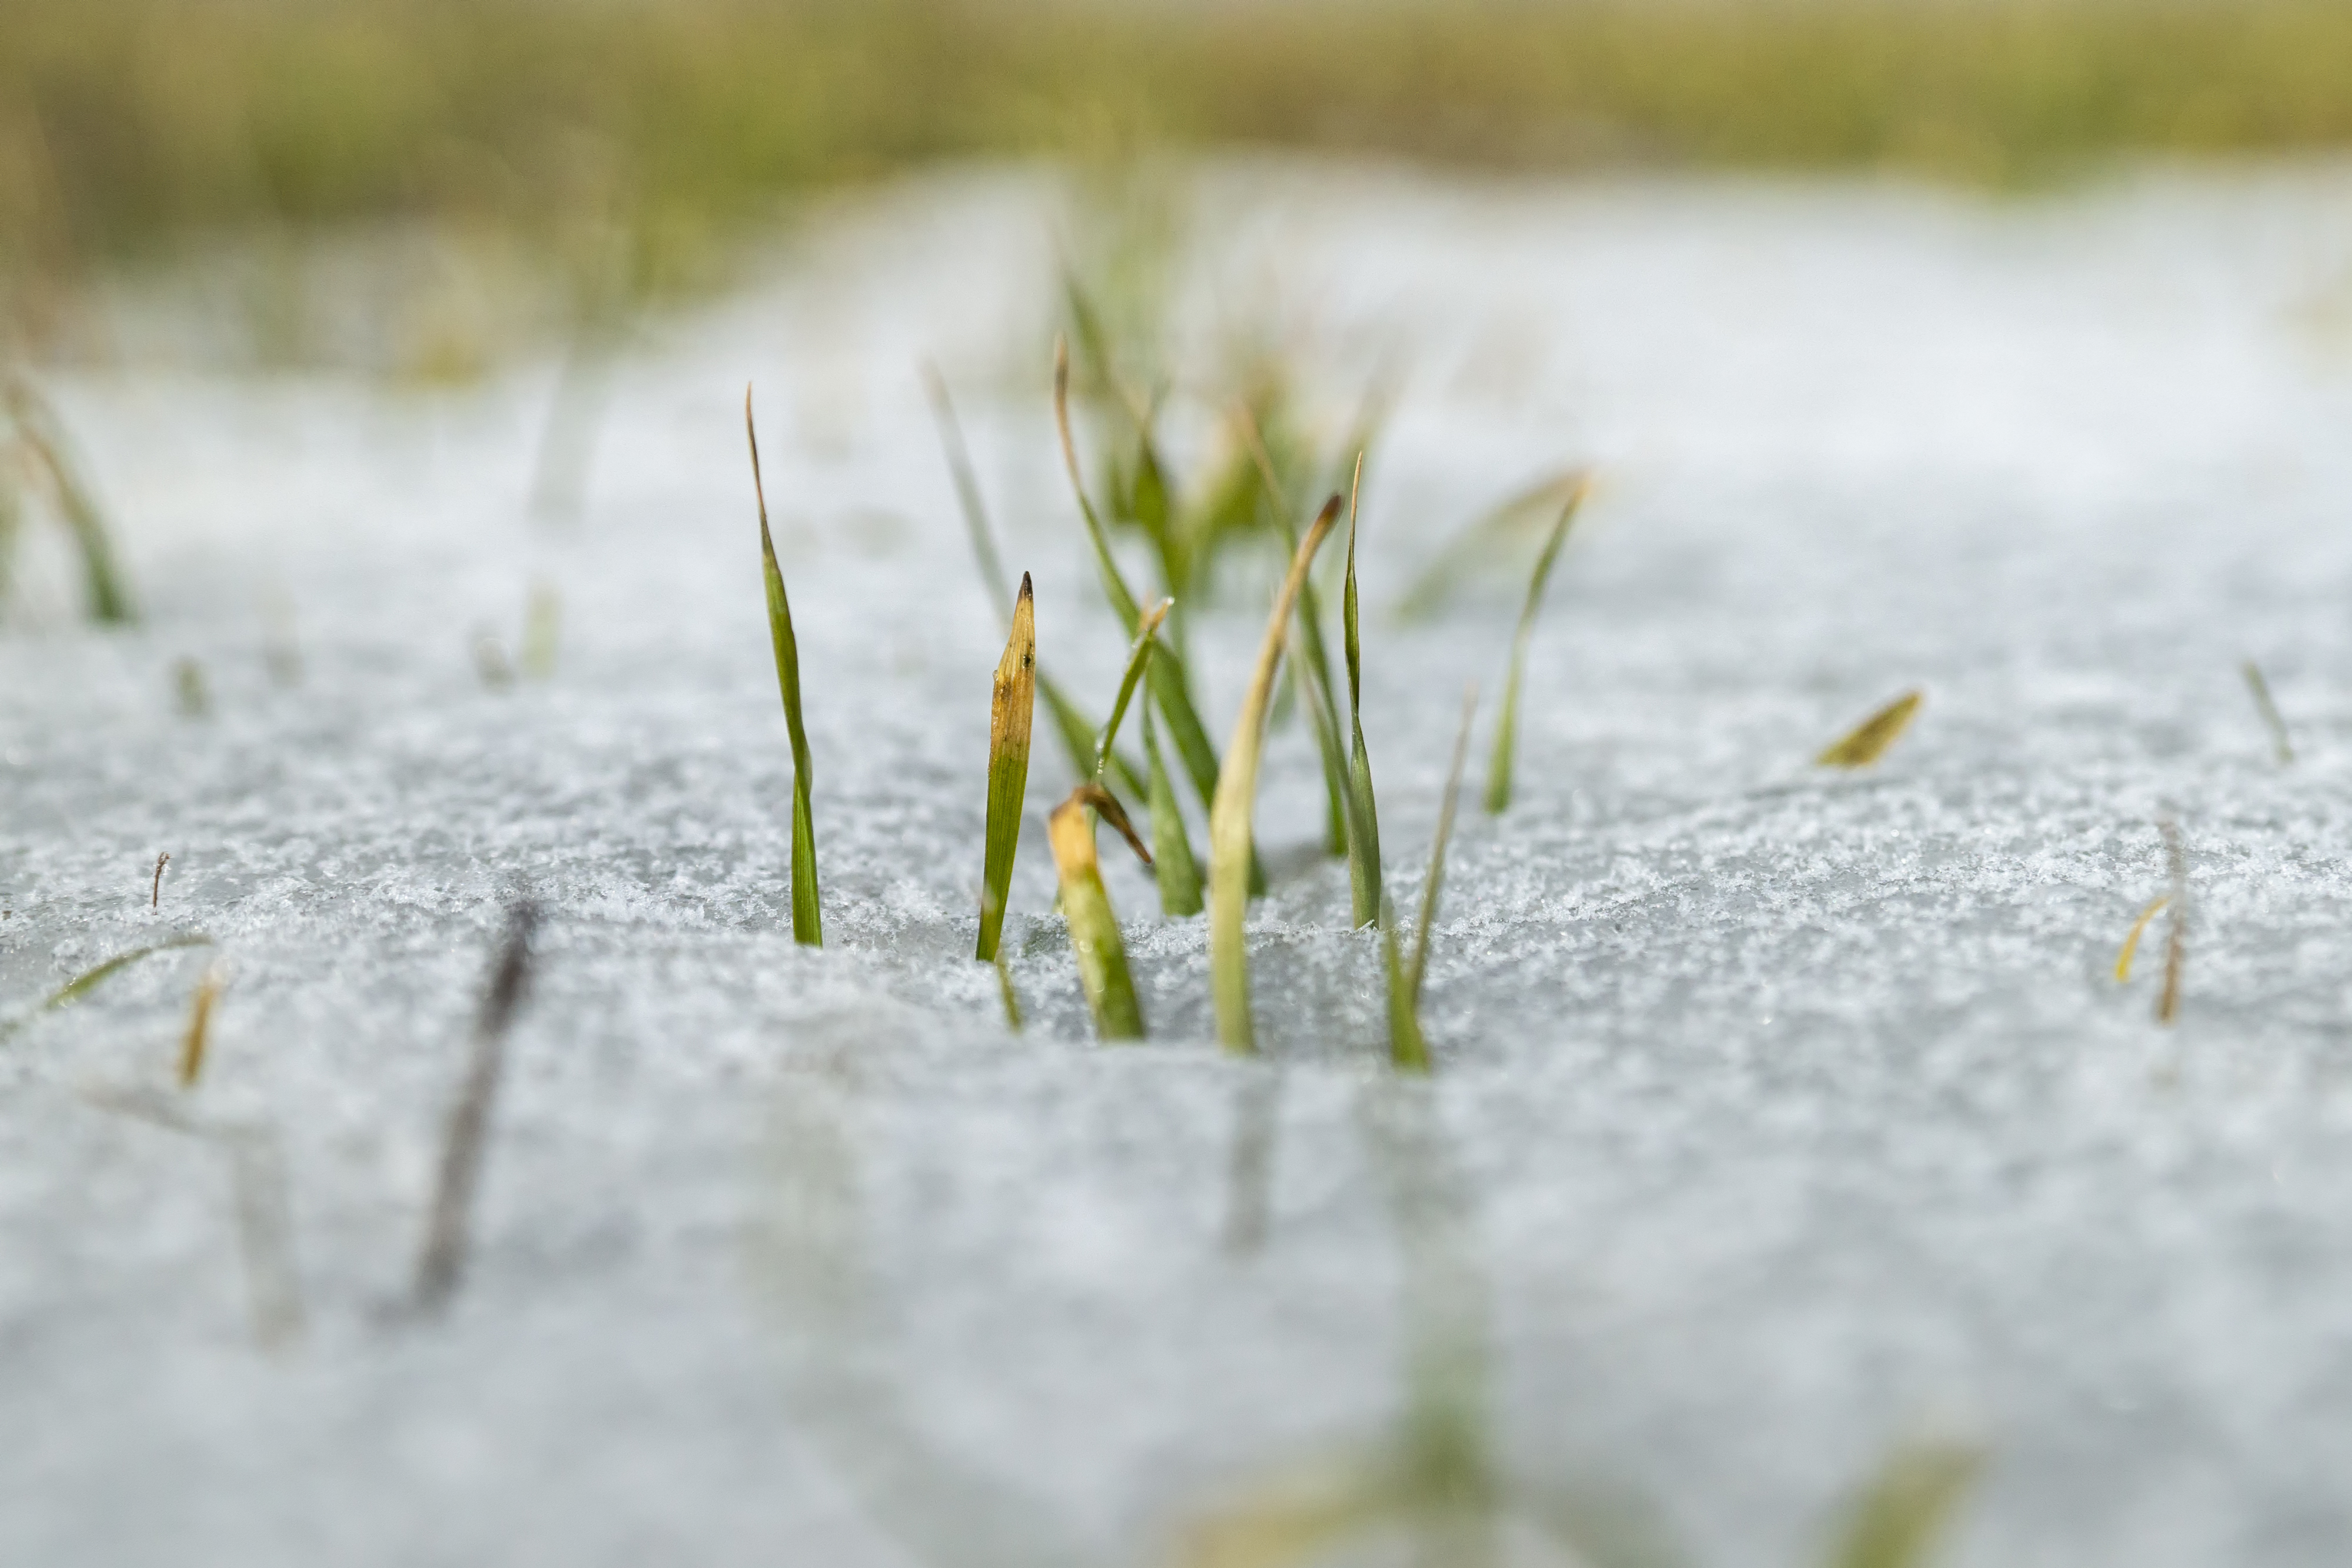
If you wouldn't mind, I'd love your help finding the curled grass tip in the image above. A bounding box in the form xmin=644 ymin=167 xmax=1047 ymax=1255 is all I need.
xmin=1484 ymin=478 xmax=1586 ymax=815
xmin=2242 ymin=660 xmax=2294 ymax=765
xmin=1047 ymin=783 xmax=1150 ymax=1041
xmin=977 ymin=573 xmax=1038 ymax=962
xmin=747 ymin=385 xmax=823 ymax=947
xmin=1824 ymin=1439 xmax=1985 ymax=1568
xmin=1816 ymin=690 xmax=1923 ymax=770
xmin=1210 ymin=494 xmax=1342 ymax=1054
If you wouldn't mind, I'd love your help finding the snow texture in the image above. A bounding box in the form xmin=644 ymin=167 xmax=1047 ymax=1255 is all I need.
xmin=10 ymin=161 xmax=2352 ymax=1566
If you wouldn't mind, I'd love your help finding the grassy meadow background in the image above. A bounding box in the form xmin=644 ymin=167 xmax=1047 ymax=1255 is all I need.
xmin=8 ymin=0 xmax=2352 ymax=353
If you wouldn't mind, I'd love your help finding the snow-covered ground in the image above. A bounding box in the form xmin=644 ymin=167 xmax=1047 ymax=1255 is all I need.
xmin=10 ymin=160 xmax=2352 ymax=1566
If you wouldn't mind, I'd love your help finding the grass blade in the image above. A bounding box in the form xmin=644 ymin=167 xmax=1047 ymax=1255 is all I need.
xmin=1145 ymin=697 xmax=1205 ymax=917
xmin=1382 ymin=902 xmax=1426 ymax=1074
xmin=2157 ymin=814 xmax=2187 ymax=1027
xmin=522 ymin=580 xmax=562 ymax=679
xmin=1047 ymin=784 xmax=1148 ymax=1041
xmin=1342 ymin=453 xmax=1384 ymax=929
xmin=4 ymin=933 xmax=215 ymax=1043
xmin=993 ymin=944 xmax=1025 ymax=1032
xmin=415 ymin=900 xmax=539 ymax=1312
xmin=1395 ymin=469 xmax=1587 ymax=623
xmin=2243 ymin=659 xmax=2294 ymax=764
xmin=1387 ymin=688 xmax=1478 ymax=1073
xmin=1096 ymin=597 xmax=1173 ymax=778
xmin=977 ymin=573 xmax=1038 ymax=962
xmin=1822 ymin=1440 xmax=1984 ymax=1568
xmin=1210 ymin=495 xmax=1342 ymax=1054
xmin=1240 ymin=403 xmax=1349 ymax=859
xmin=747 ymin=385 xmax=823 ymax=947
xmin=5 ymin=377 xmax=136 ymax=624
xmin=1484 ymin=482 xmax=1586 ymax=815
xmin=1817 ymin=690 xmax=1923 ymax=770
xmin=2113 ymin=895 xmax=2170 ymax=983
xmin=178 ymin=959 xmax=226 ymax=1088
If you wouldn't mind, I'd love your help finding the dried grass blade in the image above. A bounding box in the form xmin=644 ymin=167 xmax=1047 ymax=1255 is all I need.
xmin=1047 ymin=787 xmax=1146 ymax=1041
xmin=1484 ymin=483 xmax=1586 ymax=815
xmin=2157 ymin=815 xmax=2188 ymax=1027
xmin=1342 ymin=453 xmax=1384 ymax=928
xmin=747 ymin=386 xmax=823 ymax=946
xmin=2113 ymin=895 xmax=2170 ymax=983
xmin=1211 ymin=495 xmax=1341 ymax=1053
xmin=2243 ymin=660 xmax=2294 ymax=764
xmin=178 ymin=959 xmax=226 ymax=1088
xmin=1145 ymin=700 xmax=1205 ymax=917
xmin=1816 ymin=690 xmax=1923 ymax=770
xmin=977 ymin=574 xmax=1037 ymax=962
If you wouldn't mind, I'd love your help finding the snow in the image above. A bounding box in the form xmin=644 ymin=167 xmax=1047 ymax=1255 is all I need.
xmin=9 ymin=159 xmax=2352 ymax=1566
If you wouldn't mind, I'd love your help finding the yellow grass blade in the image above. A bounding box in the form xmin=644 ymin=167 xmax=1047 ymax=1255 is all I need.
xmin=1816 ymin=690 xmax=1923 ymax=769
xmin=1047 ymin=785 xmax=1147 ymax=1041
xmin=1210 ymin=494 xmax=1342 ymax=1053
xmin=178 ymin=960 xmax=226 ymax=1088
xmin=2113 ymin=895 xmax=2170 ymax=983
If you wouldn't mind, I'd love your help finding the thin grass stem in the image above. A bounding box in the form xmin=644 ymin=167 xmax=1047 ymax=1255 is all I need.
xmin=2158 ymin=815 xmax=2187 ymax=1027
xmin=2243 ymin=660 xmax=2295 ymax=764
xmin=977 ymin=573 xmax=1038 ymax=962
xmin=1096 ymin=597 xmax=1172 ymax=779
xmin=747 ymin=386 xmax=823 ymax=946
xmin=1210 ymin=495 xmax=1341 ymax=1053
xmin=1484 ymin=482 xmax=1586 ymax=815
xmin=178 ymin=959 xmax=225 ymax=1088
xmin=151 ymin=851 xmax=169 ymax=910
xmin=2114 ymin=895 xmax=2170 ymax=983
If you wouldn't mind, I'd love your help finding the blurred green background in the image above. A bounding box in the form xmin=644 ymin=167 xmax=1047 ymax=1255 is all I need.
xmin=7 ymin=0 xmax=2350 ymax=355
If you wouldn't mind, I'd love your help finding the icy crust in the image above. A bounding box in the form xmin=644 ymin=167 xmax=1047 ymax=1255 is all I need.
xmin=9 ymin=163 xmax=2352 ymax=1565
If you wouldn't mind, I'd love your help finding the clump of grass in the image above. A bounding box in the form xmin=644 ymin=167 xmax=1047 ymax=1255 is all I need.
xmin=177 ymin=959 xmax=225 ymax=1088
xmin=2242 ymin=659 xmax=2294 ymax=764
xmin=1 ymin=931 xmax=213 ymax=1044
xmin=1484 ymin=480 xmax=1586 ymax=815
xmin=925 ymin=363 xmax=1145 ymax=797
xmin=415 ymin=898 xmax=539 ymax=1313
xmin=1210 ymin=494 xmax=1340 ymax=1053
xmin=1822 ymin=1440 xmax=1984 ymax=1568
xmin=1047 ymin=783 xmax=1152 ymax=1041
xmin=1817 ymin=690 xmax=1924 ymax=770
xmin=1 ymin=377 xmax=135 ymax=624
xmin=1386 ymin=689 xmax=1477 ymax=1073
xmin=747 ymin=386 xmax=823 ymax=946
xmin=976 ymin=573 xmax=1037 ymax=964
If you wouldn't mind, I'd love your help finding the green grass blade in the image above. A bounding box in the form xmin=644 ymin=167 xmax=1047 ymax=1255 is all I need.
xmin=1342 ymin=453 xmax=1384 ymax=929
xmin=1048 ymin=785 xmax=1147 ymax=1041
xmin=7 ymin=378 xmax=136 ymax=624
xmin=922 ymin=363 xmax=1015 ymax=610
xmin=1823 ymin=1441 xmax=1984 ymax=1568
xmin=4 ymin=933 xmax=215 ymax=1044
xmin=1484 ymin=481 xmax=1586 ymax=815
xmin=977 ymin=574 xmax=1038 ymax=962
xmin=1396 ymin=469 xmax=1587 ymax=623
xmin=1382 ymin=898 xmax=1428 ymax=1073
xmin=992 ymin=944 xmax=1025 ymax=1032
xmin=1144 ymin=698 xmax=1204 ymax=917
xmin=747 ymin=386 xmax=823 ymax=947
xmin=1096 ymin=597 xmax=1172 ymax=779
xmin=1412 ymin=688 xmax=1479 ymax=1009
xmin=1241 ymin=405 xmax=1349 ymax=859
xmin=1210 ymin=495 xmax=1341 ymax=1054
xmin=1054 ymin=336 xmax=1145 ymax=630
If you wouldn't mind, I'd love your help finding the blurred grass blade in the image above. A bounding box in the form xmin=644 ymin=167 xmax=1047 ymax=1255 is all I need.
xmin=178 ymin=960 xmax=226 ymax=1088
xmin=2243 ymin=660 xmax=2294 ymax=764
xmin=2158 ymin=815 xmax=2187 ymax=1027
xmin=1057 ymin=338 xmax=1227 ymax=820
xmin=522 ymin=580 xmax=562 ymax=679
xmin=1823 ymin=1440 xmax=1984 ymax=1568
xmin=1145 ymin=698 xmax=1205 ymax=917
xmin=6 ymin=933 xmax=214 ymax=1042
xmin=1211 ymin=495 xmax=1342 ymax=1053
xmin=2113 ymin=895 xmax=2170 ymax=982
xmin=993 ymin=944 xmax=1025 ymax=1033
xmin=1177 ymin=1456 xmax=1395 ymax=1568
xmin=1241 ymin=403 xmax=1348 ymax=859
xmin=6 ymin=377 xmax=135 ymax=624
xmin=1342 ymin=453 xmax=1384 ymax=929
xmin=747 ymin=386 xmax=823 ymax=946
xmin=1048 ymin=785 xmax=1147 ymax=1041
xmin=1817 ymin=690 xmax=1924 ymax=770
xmin=977 ymin=573 xmax=1038 ymax=962
xmin=1412 ymin=690 xmax=1479 ymax=1012
xmin=1382 ymin=901 xmax=1426 ymax=1073
xmin=1097 ymin=597 xmax=1173 ymax=778
xmin=1484 ymin=481 xmax=1586 ymax=815
xmin=923 ymin=363 xmax=1015 ymax=610
xmin=1396 ymin=469 xmax=1587 ymax=622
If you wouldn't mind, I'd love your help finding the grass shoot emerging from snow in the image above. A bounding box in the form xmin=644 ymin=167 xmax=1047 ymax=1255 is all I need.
xmin=1211 ymin=494 xmax=1341 ymax=1053
xmin=1483 ymin=477 xmax=1586 ymax=815
xmin=1047 ymin=784 xmax=1152 ymax=1041
xmin=1341 ymin=454 xmax=1384 ymax=929
xmin=2 ymin=377 xmax=136 ymax=624
xmin=177 ymin=959 xmax=225 ymax=1088
xmin=1816 ymin=690 xmax=1924 ymax=770
xmin=1386 ymin=688 xmax=1476 ymax=1074
xmin=2241 ymin=659 xmax=2294 ymax=764
xmin=1 ymin=932 xmax=213 ymax=1044
xmin=2157 ymin=815 xmax=2188 ymax=1027
xmin=1823 ymin=1440 xmax=1985 ymax=1568
xmin=747 ymin=386 xmax=823 ymax=946
xmin=977 ymin=573 xmax=1037 ymax=963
